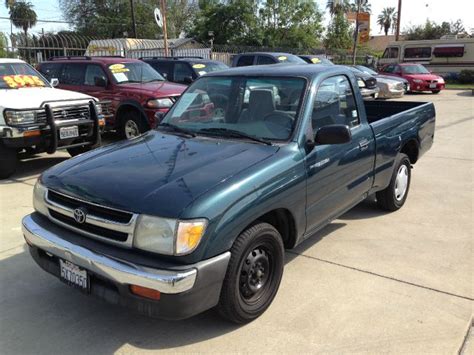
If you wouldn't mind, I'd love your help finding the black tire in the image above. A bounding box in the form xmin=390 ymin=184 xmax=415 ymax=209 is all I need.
xmin=67 ymin=145 xmax=94 ymax=157
xmin=218 ymin=222 xmax=284 ymax=324
xmin=376 ymin=153 xmax=411 ymax=211
xmin=119 ymin=110 xmax=148 ymax=139
xmin=432 ymin=90 xmax=441 ymax=94
xmin=0 ymin=143 xmax=18 ymax=179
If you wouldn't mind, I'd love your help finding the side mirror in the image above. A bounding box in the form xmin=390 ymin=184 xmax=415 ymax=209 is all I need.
xmin=94 ymin=76 xmax=107 ymax=87
xmin=315 ymin=124 xmax=351 ymax=145
xmin=50 ymin=78 xmax=59 ymax=87
xmin=183 ymin=76 xmax=193 ymax=84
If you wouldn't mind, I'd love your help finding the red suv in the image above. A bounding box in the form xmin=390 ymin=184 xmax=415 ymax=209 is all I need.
xmin=379 ymin=63 xmax=445 ymax=94
xmin=38 ymin=57 xmax=186 ymax=138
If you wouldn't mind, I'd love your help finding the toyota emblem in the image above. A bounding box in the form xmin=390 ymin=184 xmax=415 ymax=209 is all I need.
xmin=73 ymin=207 xmax=87 ymax=224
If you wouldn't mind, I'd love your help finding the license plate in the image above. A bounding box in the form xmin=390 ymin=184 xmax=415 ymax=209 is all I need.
xmin=59 ymin=259 xmax=89 ymax=292
xmin=429 ymin=83 xmax=437 ymax=88
xmin=59 ymin=126 xmax=79 ymax=139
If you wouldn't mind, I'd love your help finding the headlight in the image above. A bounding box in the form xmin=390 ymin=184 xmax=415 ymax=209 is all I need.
xmin=146 ymin=98 xmax=174 ymax=109
xmin=33 ymin=180 xmax=48 ymax=216
xmin=94 ymin=103 xmax=103 ymax=115
xmin=437 ymin=77 xmax=445 ymax=83
xmin=357 ymin=79 xmax=366 ymax=88
xmin=412 ymin=79 xmax=423 ymax=84
xmin=133 ymin=215 xmax=207 ymax=255
xmin=4 ymin=110 xmax=41 ymax=125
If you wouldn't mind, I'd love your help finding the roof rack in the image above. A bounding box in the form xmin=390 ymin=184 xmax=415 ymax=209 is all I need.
xmin=139 ymin=56 xmax=204 ymax=60
xmin=47 ymin=55 xmax=125 ymax=61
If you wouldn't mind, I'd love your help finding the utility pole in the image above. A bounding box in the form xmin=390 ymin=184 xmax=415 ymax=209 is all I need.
xmin=351 ymin=0 xmax=361 ymax=65
xmin=130 ymin=0 xmax=137 ymax=38
xmin=160 ymin=0 xmax=169 ymax=56
xmin=395 ymin=0 xmax=402 ymax=41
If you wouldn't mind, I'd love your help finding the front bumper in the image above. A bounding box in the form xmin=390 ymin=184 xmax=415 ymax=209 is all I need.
xmin=22 ymin=213 xmax=230 ymax=319
xmin=360 ymin=87 xmax=380 ymax=99
xmin=409 ymin=82 xmax=445 ymax=92
xmin=378 ymin=87 xmax=405 ymax=99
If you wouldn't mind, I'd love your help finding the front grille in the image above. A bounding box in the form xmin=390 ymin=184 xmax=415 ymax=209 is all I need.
xmin=45 ymin=189 xmax=137 ymax=247
xmin=53 ymin=105 xmax=91 ymax=121
xmin=48 ymin=190 xmax=132 ymax=223
xmin=49 ymin=209 xmax=129 ymax=242
xmin=425 ymin=80 xmax=437 ymax=84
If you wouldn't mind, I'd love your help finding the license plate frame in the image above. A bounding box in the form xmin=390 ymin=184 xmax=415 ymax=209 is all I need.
xmin=59 ymin=259 xmax=90 ymax=293
xmin=429 ymin=83 xmax=437 ymax=89
xmin=59 ymin=126 xmax=79 ymax=140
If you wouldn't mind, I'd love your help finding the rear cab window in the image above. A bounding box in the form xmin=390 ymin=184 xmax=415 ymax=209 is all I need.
xmin=236 ymin=55 xmax=254 ymax=67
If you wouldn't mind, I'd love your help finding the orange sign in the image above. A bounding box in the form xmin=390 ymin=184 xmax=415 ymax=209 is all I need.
xmin=2 ymin=75 xmax=45 ymax=88
xmin=347 ymin=12 xmax=370 ymax=43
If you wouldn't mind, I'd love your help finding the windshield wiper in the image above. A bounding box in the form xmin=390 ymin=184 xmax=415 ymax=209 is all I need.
xmin=118 ymin=80 xmax=142 ymax=84
xmin=158 ymin=122 xmax=196 ymax=137
xmin=144 ymin=79 xmax=164 ymax=83
xmin=198 ymin=128 xmax=272 ymax=145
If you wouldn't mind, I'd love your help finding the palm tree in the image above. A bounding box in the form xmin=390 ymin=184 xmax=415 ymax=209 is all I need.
xmin=4 ymin=0 xmax=15 ymax=9
xmin=9 ymin=1 xmax=36 ymax=39
xmin=377 ymin=7 xmax=397 ymax=36
xmin=326 ymin=0 xmax=350 ymax=17
xmin=350 ymin=0 xmax=371 ymax=13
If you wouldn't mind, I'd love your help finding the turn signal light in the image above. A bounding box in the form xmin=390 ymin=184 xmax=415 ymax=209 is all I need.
xmin=23 ymin=130 xmax=40 ymax=137
xmin=129 ymin=285 xmax=161 ymax=300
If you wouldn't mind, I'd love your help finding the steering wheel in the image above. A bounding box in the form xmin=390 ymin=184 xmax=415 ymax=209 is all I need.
xmin=263 ymin=111 xmax=294 ymax=136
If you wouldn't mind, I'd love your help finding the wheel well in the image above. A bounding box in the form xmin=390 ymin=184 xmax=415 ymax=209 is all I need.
xmin=116 ymin=105 xmax=148 ymax=129
xmin=401 ymin=139 xmax=419 ymax=164
xmin=251 ymin=208 xmax=297 ymax=249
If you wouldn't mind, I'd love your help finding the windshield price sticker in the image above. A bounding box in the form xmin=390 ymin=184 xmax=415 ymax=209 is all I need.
xmin=277 ymin=56 xmax=287 ymax=61
xmin=311 ymin=58 xmax=321 ymax=64
xmin=192 ymin=63 xmax=206 ymax=69
xmin=2 ymin=75 xmax=45 ymax=88
xmin=109 ymin=63 xmax=129 ymax=74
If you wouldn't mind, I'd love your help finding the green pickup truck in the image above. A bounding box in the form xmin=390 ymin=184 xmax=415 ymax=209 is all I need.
xmin=22 ymin=65 xmax=435 ymax=323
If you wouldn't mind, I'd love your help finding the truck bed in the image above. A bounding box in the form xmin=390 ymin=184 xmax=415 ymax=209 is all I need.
xmin=364 ymin=101 xmax=429 ymax=124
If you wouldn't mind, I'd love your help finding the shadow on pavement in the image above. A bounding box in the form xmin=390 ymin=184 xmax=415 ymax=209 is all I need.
xmin=0 ymin=156 xmax=69 ymax=185
xmin=456 ymin=90 xmax=473 ymax=97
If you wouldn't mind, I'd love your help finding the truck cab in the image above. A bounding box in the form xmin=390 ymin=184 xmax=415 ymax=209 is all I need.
xmin=0 ymin=59 xmax=104 ymax=179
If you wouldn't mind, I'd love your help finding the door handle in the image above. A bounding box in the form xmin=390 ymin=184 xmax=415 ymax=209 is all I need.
xmin=359 ymin=139 xmax=370 ymax=151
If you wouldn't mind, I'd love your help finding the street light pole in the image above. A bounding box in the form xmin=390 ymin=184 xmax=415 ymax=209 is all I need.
xmin=130 ymin=0 xmax=137 ymax=38
xmin=395 ymin=0 xmax=402 ymax=41
xmin=160 ymin=0 xmax=169 ymax=56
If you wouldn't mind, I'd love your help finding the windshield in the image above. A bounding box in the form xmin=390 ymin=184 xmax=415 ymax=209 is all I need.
xmin=276 ymin=54 xmax=306 ymax=64
xmin=161 ymin=76 xmax=306 ymax=142
xmin=107 ymin=62 xmax=165 ymax=84
xmin=402 ymin=64 xmax=430 ymax=75
xmin=357 ymin=66 xmax=377 ymax=75
xmin=191 ymin=62 xmax=229 ymax=76
xmin=0 ymin=62 xmax=50 ymax=89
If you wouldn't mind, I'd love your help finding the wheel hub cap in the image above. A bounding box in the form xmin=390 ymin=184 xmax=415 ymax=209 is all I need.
xmin=125 ymin=120 xmax=140 ymax=139
xmin=240 ymin=248 xmax=270 ymax=298
xmin=394 ymin=164 xmax=409 ymax=201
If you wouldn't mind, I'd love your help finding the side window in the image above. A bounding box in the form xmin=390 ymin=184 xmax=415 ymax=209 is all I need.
xmin=38 ymin=63 xmax=62 ymax=80
xmin=84 ymin=64 xmax=107 ymax=86
xmin=236 ymin=55 xmax=254 ymax=67
xmin=257 ymin=56 xmax=276 ymax=65
xmin=404 ymin=47 xmax=431 ymax=59
xmin=393 ymin=65 xmax=401 ymax=74
xmin=383 ymin=64 xmax=395 ymax=73
xmin=149 ymin=61 xmax=172 ymax=79
xmin=173 ymin=63 xmax=194 ymax=83
xmin=382 ymin=47 xmax=399 ymax=59
xmin=311 ymin=75 xmax=359 ymax=134
xmin=60 ymin=64 xmax=86 ymax=86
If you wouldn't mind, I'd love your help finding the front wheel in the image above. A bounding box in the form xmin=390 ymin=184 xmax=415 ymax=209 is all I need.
xmin=376 ymin=153 xmax=411 ymax=211
xmin=119 ymin=111 xmax=148 ymax=139
xmin=432 ymin=90 xmax=441 ymax=94
xmin=218 ymin=222 xmax=284 ymax=324
xmin=0 ymin=143 xmax=18 ymax=179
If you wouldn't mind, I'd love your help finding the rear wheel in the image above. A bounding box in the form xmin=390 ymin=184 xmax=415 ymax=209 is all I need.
xmin=0 ymin=143 xmax=18 ymax=179
xmin=119 ymin=110 xmax=148 ymax=139
xmin=218 ymin=222 xmax=284 ymax=324
xmin=432 ymin=90 xmax=441 ymax=94
xmin=376 ymin=153 xmax=411 ymax=211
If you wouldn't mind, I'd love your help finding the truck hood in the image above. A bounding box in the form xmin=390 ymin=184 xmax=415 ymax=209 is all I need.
xmin=0 ymin=87 xmax=95 ymax=109
xmin=41 ymin=131 xmax=279 ymax=218
xmin=117 ymin=81 xmax=186 ymax=97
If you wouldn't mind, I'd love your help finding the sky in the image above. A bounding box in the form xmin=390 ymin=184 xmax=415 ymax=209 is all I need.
xmin=1 ymin=0 xmax=473 ymax=41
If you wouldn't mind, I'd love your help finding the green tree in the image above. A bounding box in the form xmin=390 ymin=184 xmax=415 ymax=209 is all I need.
xmin=9 ymin=1 xmax=36 ymax=39
xmin=404 ymin=20 xmax=462 ymax=40
xmin=324 ymin=12 xmax=352 ymax=51
xmin=0 ymin=32 xmax=9 ymax=58
xmin=166 ymin=0 xmax=198 ymax=39
xmin=349 ymin=0 xmax=371 ymax=13
xmin=326 ymin=0 xmax=350 ymax=16
xmin=259 ymin=0 xmax=323 ymax=49
xmin=377 ymin=7 xmax=397 ymax=36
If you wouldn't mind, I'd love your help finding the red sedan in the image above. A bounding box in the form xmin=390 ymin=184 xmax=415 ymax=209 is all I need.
xmin=379 ymin=63 xmax=445 ymax=94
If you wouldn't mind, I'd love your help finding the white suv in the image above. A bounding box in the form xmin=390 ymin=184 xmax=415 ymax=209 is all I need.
xmin=0 ymin=59 xmax=105 ymax=178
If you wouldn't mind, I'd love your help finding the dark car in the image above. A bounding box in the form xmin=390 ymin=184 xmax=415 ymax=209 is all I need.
xmin=299 ymin=55 xmax=334 ymax=65
xmin=141 ymin=56 xmax=228 ymax=85
xmin=231 ymin=52 xmax=306 ymax=67
xmin=24 ymin=64 xmax=436 ymax=323
xmin=37 ymin=56 xmax=186 ymax=139
xmin=354 ymin=65 xmax=409 ymax=93
xmin=345 ymin=66 xmax=379 ymax=99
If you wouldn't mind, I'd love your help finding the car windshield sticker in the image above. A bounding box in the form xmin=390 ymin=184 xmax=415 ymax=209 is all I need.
xmin=311 ymin=58 xmax=321 ymax=64
xmin=192 ymin=63 xmax=206 ymax=69
xmin=109 ymin=63 xmax=130 ymax=74
xmin=277 ymin=56 xmax=287 ymax=61
xmin=171 ymin=93 xmax=198 ymax=117
xmin=198 ymin=70 xmax=207 ymax=76
xmin=2 ymin=75 xmax=46 ymax=88
xmin=113 ymin=72 xmax=128 ymax=82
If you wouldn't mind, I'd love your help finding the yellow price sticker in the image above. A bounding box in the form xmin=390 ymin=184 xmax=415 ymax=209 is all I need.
xmin=311 ymin=57 xmax=321 ymax=64
xmin=2 ymin=75 xmax=45 ymax=88
xmin=277 ymin=56 xmax=288 ymax=61
xmin=192 ymin=63 xmax=206 ymax=69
